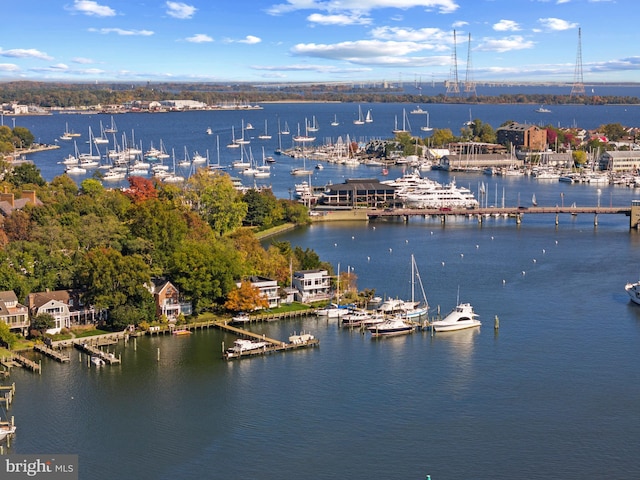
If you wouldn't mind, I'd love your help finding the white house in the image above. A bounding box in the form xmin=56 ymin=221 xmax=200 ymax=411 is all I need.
xmin=291 ymin=269 xmax=332 ymax=303
xmin=238 ymin=276 xmax=281 ymax=309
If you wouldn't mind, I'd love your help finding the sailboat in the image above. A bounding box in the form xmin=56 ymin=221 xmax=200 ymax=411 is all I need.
xmin=292 ymin=121 xmax=316 ymax=143
xmin=420 ymin=111 xmax=433 ymax=132
xmin=307 ymin=116 xmax=319 ymax=132
xmin=281 ymin=121 xmax=290 ymax=135
xmin=253 ymin=147 xmax=271 ymax=178
xmin=93 ymin=121 xmax=110 ymax=144
xmin=290 ymin=155 xmax=313 ymax=176
xmin=353 ymin=105 xmax=365 ymax=125
xmin=162 ymin=148 xmax=185 ymax=183
xmin=331 ymin=114 xmax=339 ymax=127
xmin=258 ymin=119 xmax=272 ymax=140
xmin=227 ymin=125 xmax=240 ymax=148
xmin=532 ymin=193 xmax=538 ymax=206
xmin=376 ymin=254 xmax=429 ymax=321
xmin=463 ymin=108 xmax=474 ymax=127
xmin=365 ymin=109 xmax=373 ymax=123
xmin=392 ymin=108 xmax=411 ymax=134
xmin=104 ymin=115 xmax=118 ymax=134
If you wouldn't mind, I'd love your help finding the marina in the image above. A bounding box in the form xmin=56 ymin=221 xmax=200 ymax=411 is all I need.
xmin=4 ymin=102 xmax=640 ymax=479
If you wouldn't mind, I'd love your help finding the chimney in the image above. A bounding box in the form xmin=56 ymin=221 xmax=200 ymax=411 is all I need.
xmin=22 ymin=190 xmax=37 ymax=204
xmin=0 ymin=192 xmax=14 ymax=208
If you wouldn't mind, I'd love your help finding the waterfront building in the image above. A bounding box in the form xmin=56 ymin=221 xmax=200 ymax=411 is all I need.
xmin=237 ymin=276 xmax=282 ymax=309
xmin=148 ymin=279 xmax=192 ymax=321
xmin=26 ymin=290 xmax=105 ymax=334
xmin=318 ymin=178 xmax=397 ymax=209
xmin=291 ymin=269 xmax=332 ymax=303
xmin=0 ymin=290 xmax=29 ymax=336
xmin=496 ymin=122 xmax=547 ymax=151
xmin=599 ymin=151 xmax=640 ymax=172
xmin=439 ymin=153 xmax=523 ymax=172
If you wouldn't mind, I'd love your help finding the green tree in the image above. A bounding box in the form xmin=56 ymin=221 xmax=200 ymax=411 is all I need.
xmin=0 ymin=321 xmax=18 ymax=349
xmin=600 ymin=123 xmax=626 ymax=142
xmin=185 ymin=170 xmax=247 ymax=236
xmin=12 ymin=126 xmax=35 ymax=148
xmin=31 ymin=313 xmax=56 ymax=334
xmin=243 ymin=188 xmax=283 ymax=228
xmin=8 ymin=163 xmax=46 ymax=187
xmin=431 ymin=128 xmax=455 ymax=147
xmin=572 ymin=150 xmax=588 ymax=167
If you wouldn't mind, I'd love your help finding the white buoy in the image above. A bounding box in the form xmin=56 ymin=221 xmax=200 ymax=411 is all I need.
xmin=502 ymin=279 xmax=506 ymax=284
xmin=491 ymin=236 xmax=494 ymax=240
xmin=460 ymin=253 xmax=464 ymax=258
xmin=476 ymin=244 xmax=479 ymax=249
xmin=555 ymin=240 xmax=558 ymax=245
xmin=441 ymin=261 xmax=445 ymax=266
xmin=334 ymin=243 xmax=338 ymax=247
xmin=389 ymin=248 xmax=392 ymax=253
xmin=367 ymin=256 xmax=370 ymax=262
xmin=542 ymin=249 xmax=546 ymax=254
xmin=351 ymin=236 xmax=355 ymax=240
xmin=405 ymin=239 xmax=409 ymax=244
xmin=532 ymin=259 xmax=536 ymax=263
xmin=522 ymin=271 xmax=526 ymax=276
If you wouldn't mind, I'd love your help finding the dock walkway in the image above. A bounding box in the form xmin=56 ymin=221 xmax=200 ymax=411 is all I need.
xmin=34 ymin=344 xmax=70 ymax=363
xmin=74 ymin=341 xmax=121 ymax=364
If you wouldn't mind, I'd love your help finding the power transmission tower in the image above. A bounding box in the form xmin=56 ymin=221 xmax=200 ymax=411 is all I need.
xmin=464 ymin=32 xmax=477 ymax=98
xmin=446 ymin=29 xmax=460 ymax=97
xmin=570 ymin=27 xmax=585 ymax=97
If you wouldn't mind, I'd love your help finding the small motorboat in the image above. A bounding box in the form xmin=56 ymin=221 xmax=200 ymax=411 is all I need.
xmin=90 ymin=356 xmax=105 ymax=367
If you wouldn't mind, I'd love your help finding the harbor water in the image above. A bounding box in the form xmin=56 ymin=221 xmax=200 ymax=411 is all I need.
xmin=4 ymin=103 xmax=640 ymax=479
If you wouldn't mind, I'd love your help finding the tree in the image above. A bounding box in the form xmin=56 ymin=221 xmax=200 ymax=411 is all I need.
xmin=572 ymin=150 xmax=587 ymax=167
xmin=124 ymin=176 xmax=158 ymax=203
xmin=0 ymin=321 xmax=18 ymax=349
xmin=31 ymin=313 xmax=56 ymax=334
xmin=12 ymin=126 xmax=35 ymax=148
xmin=185 ymin=170 xmax=247 ymax=236
xmin=243 ymin=188 xmax=282 ymax=228
xmin=431 ymin=128 xmax=455 ymax=147
xmin=224 ymin=280 xmax=269 ymax=312
xmin=600 ymin=123 xmax=626 ymax=142
xmin=8 ymin=163 xmax=46 ymax=187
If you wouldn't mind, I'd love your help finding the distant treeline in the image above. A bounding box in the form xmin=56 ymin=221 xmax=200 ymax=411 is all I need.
xmin=0 ymin=81 xmax=639 ymax=108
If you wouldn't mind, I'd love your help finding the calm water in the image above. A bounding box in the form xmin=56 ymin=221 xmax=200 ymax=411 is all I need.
xmin=4 ymin=104 xmax=640 ymax=479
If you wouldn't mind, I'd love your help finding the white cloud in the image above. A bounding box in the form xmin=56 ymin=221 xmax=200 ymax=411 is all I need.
xmin=238 ymin=35 xmax=262 ymax=44
xmin=0 ymin=64 xmax=20 ymax=72
xmin=451 ymin=20 xmax=468 ymax=28
xmin=493 ymin=20 xmax=521 ymax=32
xmin=72 ymin=57 xmax=95 ymax=64
xmin=166 ymin=1 xmax=197 ymax=19
xmin=268 ymin=0 xmax=459 ymax=16
xmin=371 ymin=26 xmax=448 ymax=44
xmin=476 ymin=36 xmax=535 ymax=53
xmin=186 ymin=34 xmax=213 ymax=43
xmin=252 ymin=63 xmax=372 ymax=74
xmin=67 ymin=0 xmax=116 ymax=17
xmin=538 ymin=17 xmax=578 ymax=31
xmin=88 ymin=28 xmax=154 ymax=36
xmin=0 ymin=48 xmax=53 ymax=60
xmin=307 ymin=13 xmax=372 ymax=26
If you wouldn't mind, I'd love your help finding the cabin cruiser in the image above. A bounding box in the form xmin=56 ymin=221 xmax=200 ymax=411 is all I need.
xmin=225 ymin=339 xmax=269 ymax=358
xmin=367 ymin=315 xmax=415 ymax=337
xmin=430 ymin=303 xmax=481 ymax=332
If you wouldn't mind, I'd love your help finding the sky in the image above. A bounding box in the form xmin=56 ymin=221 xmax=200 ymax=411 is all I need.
xmin=1 ymin=0 xmax=638 ymax=84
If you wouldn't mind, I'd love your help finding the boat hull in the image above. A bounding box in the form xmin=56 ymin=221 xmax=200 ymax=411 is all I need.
xmin=431 ymin=321 xmax=481 ymax=332
xmin=625 ymin=282 xmax=640 ymax=305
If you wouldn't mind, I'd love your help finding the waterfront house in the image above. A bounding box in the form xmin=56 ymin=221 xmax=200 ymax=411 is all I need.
xmin=439 ymin=153 xmax=523 ymax=172
xmin=236 ymin=276 xmax=282 ymax=309
xmin=26 ymin=290 xmax=104 ymax=334
xmin=148 ymin=279 xmax=192 ymax=321
xmin=0 ymin=291 xmax=29 ymax=336
xmin=497 ymin=122 xmax=547 ymax=151
xmin=292 ymin=269 xmax=332 ymax=303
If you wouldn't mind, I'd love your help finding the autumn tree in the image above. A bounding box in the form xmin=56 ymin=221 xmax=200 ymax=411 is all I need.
xmin=123 ymin=176 xmax=158 ymax=203
xmin=431 ymin=128 xmax=455 ymax=147
xmin=224 ymin=280 xmax=269 ymax=312
xmin=572 ymin=150 xmax=587 ymax=167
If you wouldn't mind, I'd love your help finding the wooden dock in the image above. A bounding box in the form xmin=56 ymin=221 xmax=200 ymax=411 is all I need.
xmin=34 ymin=344 xmax=70 ymax=363
xmin=74 ymin=341 xmax=121 ymax=364
xmin=10 ymin=353 xmax=41 ymax=373
xmin=215 ymin=321 xmax=319 ymax=360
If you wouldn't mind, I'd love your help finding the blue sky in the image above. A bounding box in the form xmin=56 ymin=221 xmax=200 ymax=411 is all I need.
xmin=1 ymin=0 xmax=637 ymax=84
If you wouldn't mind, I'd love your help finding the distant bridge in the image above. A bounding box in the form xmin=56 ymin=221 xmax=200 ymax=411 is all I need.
xmin=366 ymin=205 xmax=636 ymax=227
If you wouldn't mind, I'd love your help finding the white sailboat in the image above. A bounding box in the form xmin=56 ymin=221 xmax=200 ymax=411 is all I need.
xmin=392 ymin=108 xmax=411 ymax=134
xmin=281 ymin=121 xmax=290 ymax=135
xmin=532 ymin=193 xmax=538 ymax=206
xmin=331 ymin=114 xmax=339 ymax=126
xmin=307 ymin=116 xmax=319 ymax=132
xmin=93 ymin=121 xmax=110 ymax=144
xmin=258 ymin=119 xmax=272 ymax=140
xmin=365 ymin=109 xmax=373 ymax=123
xmin=420 ymin=111 xmax=433 ymax=132
xmin=353 ymin=105 xmax=365 ymax=125
xmin=227 ymin=125 xmax=240 ymax=148
xmin=463 ymin=108 xmax=474 ymax=126
xmin=104 ymin=115 xmax=118 ymax=134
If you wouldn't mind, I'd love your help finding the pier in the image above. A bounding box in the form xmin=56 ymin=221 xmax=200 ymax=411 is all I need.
xmin=366 ymin=205 xmax=635 ymax=226
xmin=34 ymin=344 xmax=70 ymax=363
xmin=215 ymin=321 xmax=319 ymax=360
xmin=74 ymin=341 xmax=121 ymax=364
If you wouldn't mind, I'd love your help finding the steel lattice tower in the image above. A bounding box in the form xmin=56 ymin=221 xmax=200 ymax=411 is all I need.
xmin=464 ymin=33 xmax=477 ymax=98
xmin=570 ymin=27 xmax=585 ymax=97
xmin=446 ymin=30 xmax=460 ymax=97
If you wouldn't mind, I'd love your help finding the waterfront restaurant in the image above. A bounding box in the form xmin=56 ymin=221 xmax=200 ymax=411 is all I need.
xmin=317 ymin=178 xmax=397 ymax=209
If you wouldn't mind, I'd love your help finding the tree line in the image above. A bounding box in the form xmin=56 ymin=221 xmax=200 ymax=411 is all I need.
xmin=0 ymin=158 xmax=327 ymax=335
